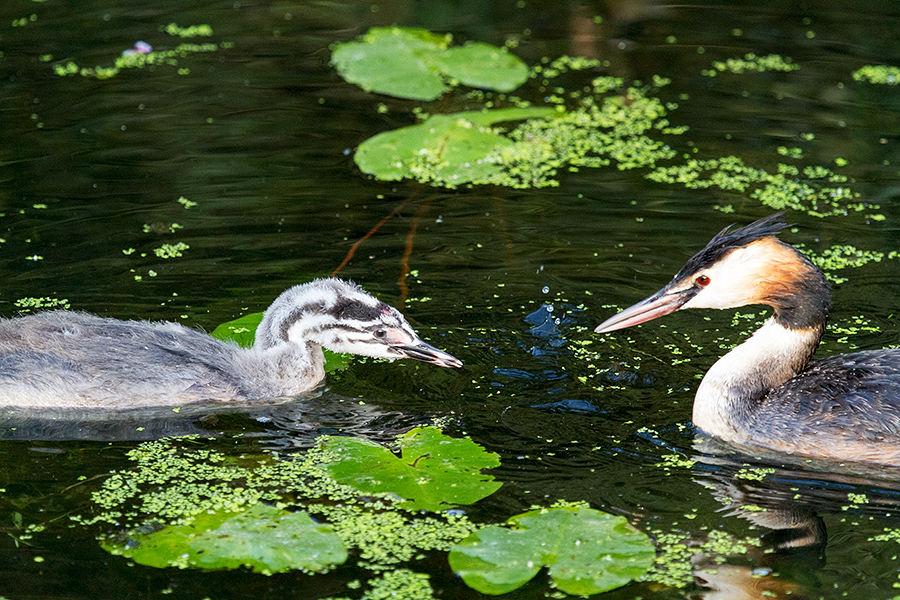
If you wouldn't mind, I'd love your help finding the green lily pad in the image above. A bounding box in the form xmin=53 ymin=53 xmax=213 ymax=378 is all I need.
xmin=448 ymin=506 xmax=655 ymax=595
xmin=354 ymin=107 xmax=558 ymax=187
xmin=318 ymin=426 xmax=501 ymax=512
xmin=430 ymin=41 xmax=530 ymax=92
xmin=210 ymin=311 xmax=262 ymax=348
xmin=103 ymin=502 xmax=347 ymax=574
xmin=210 ymin=311 xmax=350 ymax=372
xmin=331 ymin=27 xmax=528 ymax=100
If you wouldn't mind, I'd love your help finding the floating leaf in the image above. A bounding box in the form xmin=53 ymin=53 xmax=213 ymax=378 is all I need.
xmin=103 ymin=502 xmax=347 ymax=574
xmin=354 ymin=107 xmax=558 ymax=187
xmin=318 ymin=426 xmax=501 ymax=512
xmin=431 ymin=42 xmax=529 ymax=92
xmin=211 ymin=311 xmax=350 ymax=372
xmin=331 ymin=27 xmax=528 ymax=100
xmin=332 ymin=28 xmax=449 ymax=100
xmin=448 ymin=506 xmax=655 ymax=595
xmin=210 ymin=311 xmax=262 ymax=348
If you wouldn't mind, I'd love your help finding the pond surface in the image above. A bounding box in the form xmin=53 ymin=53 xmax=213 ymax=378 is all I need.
xmin=3 ymin=0 xmax=900 ymax=598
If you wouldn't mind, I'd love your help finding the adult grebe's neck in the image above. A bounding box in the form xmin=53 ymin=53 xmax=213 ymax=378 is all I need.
xmin=693 ymin=317 xmax=825 ymax=441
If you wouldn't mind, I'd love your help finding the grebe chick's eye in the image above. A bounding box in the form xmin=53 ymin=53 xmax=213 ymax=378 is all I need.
xmin=374 ymin=329 xmax=387 ymax=339
xmin=696 ymin=274 xmax=711 ymax=286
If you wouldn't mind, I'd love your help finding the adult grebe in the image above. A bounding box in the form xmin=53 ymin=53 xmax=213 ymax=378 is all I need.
xmin=0 ymin=278 xmax=462 ymax=408
xmin=594 ymin=214 xmax=900 ymax=465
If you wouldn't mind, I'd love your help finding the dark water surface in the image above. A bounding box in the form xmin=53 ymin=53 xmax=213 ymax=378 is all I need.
xmin=3 ymin=0 xmax=900 ymax=598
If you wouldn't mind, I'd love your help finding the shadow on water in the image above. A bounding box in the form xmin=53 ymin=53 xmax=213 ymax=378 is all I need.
xmin=0 ymin=389 xmax=427 ymax=445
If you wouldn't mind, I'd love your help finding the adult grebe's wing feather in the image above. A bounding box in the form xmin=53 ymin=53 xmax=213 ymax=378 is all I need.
xmin=781 ymin=350 xmax=900 ymax=434
xmin=750 ymin=349 xmax=900 ymax=463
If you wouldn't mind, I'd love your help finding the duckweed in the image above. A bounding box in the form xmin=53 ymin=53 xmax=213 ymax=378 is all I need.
xmin=355 ymin=569 xmax=434 ymax=600
xmin=656 ymin=454 xmax=697 ymax=471
xmin=54 ymin=22 xmax=224 ymax=80
xmin=828 ymin=315 xmax=883 ymax=349
xmin=871 ymin=527 xmax=900 ymax=543
xmin=647 ymin=529 xmax=760 ymax=588
xmin=529 ymin=55 xmax=604 ymax=80
xmin=14 ymin=296 xmax=71 ymax=312
xmin=647 ymin=157 xmax=869 ymax=217
xmin=777 ymin=145 xmax=803 ymax=159
xmin=853 ymin=65 xmax=900 ymax=85
xmin=153 ymin=242 xmax=189 ymax=259
xmin=164 ymin=23 xmax=213 ymax=38
xmin=10 ymin=16 xmax=32 ymax=27
xmin=800 ymin=244 xmax=889 ymax=284
xmin=485 ymin=83 xmax=680 ymax=188
xmin=703 ymin=53 xmax=799 ymax=76
xmin=734 ymin=467 xmax=775 ymax=481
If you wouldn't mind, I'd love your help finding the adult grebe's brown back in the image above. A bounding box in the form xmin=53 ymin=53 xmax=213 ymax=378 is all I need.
xmin=0 ymin=278 xmax=461 ymax=408
xmin=594 ymin=214 xmax=900 ymax=465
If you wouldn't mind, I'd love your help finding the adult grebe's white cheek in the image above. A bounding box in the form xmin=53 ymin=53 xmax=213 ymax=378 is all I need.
xmin=681 ymin=247 xmax=769 ymax=310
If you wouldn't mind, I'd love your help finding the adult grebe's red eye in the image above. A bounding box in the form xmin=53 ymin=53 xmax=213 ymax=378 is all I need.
xmin=696 ymin=274 xmax=711 ymax=286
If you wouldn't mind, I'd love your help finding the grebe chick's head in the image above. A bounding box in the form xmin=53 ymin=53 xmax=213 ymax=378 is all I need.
xmin=594 ymin=213 xmax=830 ymax=334
xmin=257 ymin=278 xmax=462 ymax=368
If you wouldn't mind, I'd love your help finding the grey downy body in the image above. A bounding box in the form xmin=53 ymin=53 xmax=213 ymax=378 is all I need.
xmin=0 ymin=278 xmax=461 ymax=408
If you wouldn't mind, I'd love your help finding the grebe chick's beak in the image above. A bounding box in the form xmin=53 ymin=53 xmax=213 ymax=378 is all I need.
xmin=594 ymin=283 xmax=699 ymax=334
xmin=389 ymin=337 xmax=463 ymax=368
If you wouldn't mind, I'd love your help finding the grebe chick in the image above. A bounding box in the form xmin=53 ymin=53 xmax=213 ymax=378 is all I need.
xmin=0 ymin=278 xmax=462 ymax=408
xmin=594 ymin=214 xmax=900 ymax=466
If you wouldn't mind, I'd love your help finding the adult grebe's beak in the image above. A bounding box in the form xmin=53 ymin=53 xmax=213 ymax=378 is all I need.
xmin=391 ymin=339 xmax=463 ymax=368
xmin=594 ymin=285 xmax=698 ymax=334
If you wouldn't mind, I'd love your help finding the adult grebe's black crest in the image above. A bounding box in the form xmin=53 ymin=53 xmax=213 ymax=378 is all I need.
xmin=673 ymin=213 xmax=790 ymax=283
xmin=595 ymin=214 xmax=900 ymax=466
xmin=0 ymin=278 xmax=461 ymax=408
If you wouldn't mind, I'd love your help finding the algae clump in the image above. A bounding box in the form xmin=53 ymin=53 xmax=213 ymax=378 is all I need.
xmin=853 ymin=65 xmax=900 ymax=85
